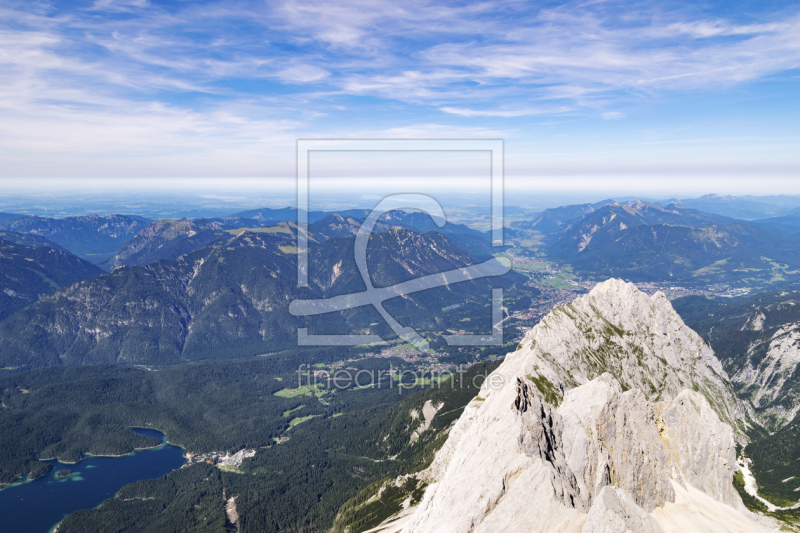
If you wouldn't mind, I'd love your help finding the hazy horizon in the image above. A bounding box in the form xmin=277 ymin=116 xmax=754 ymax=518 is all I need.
xmin=3 ymin=188 xmax=800 ymax=221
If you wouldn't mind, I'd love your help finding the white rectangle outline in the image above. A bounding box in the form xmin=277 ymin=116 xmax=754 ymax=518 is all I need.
xmin=296 ymin=139 xmax=504 ymax=288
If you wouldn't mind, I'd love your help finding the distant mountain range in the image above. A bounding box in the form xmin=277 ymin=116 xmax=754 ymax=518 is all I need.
xmin=663 ymin=194 xmax=798 ymax=220
xmin=0 ymin=230 xmax=65 ymax=251
xmin=310 ymin=211 xmax=494 ymax=259
xmin=107 ymin=209 xmax=494 ymax=271
xmin=511 ymin=199 xmax=614 ymax=234
xmin=517 ymin=194 xmax=800 ymax=236
xmin=549 ymin=200 xmax=737 ymax=253
xmin=0 ymin=213 xmax=23 ymax=223
xmin=0 ymin=238 xmax=104 ymax=322
xmin=106 ymin=216 xmax=271 ymax=269
xmin=531 ymin=201 xmax=800 ymax=284
xmin=4 ymin=196 xmax=797 ymax=275
xmin=229 ymin=206 xmax=366 ymax=225
xmin=750 ymin=207 xmax=800 ymax=236
xmin=0 ymin=214 xmax=151 ymax=265
xmin=0 ymin=227 xmax=522 ymax=370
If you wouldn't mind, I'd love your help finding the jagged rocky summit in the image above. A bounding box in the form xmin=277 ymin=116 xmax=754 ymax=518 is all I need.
xmin=505 ymin=278 xmax=750 ymax=439
xmin=394 ymin=279 xmax=774 ymax=532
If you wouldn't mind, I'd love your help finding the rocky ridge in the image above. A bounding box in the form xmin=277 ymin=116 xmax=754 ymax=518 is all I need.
xmin=366 ymin=280 xmax=773 ymax=532
xmin=108 ymin=218 xmax=226 ymax=269
xmin=508 ymin=278 xmax=750 ymax=439
xmin=690 ymin=293 xmax=800 ymax=433
xmin=404 ymin=372 xmax=770 ymax=532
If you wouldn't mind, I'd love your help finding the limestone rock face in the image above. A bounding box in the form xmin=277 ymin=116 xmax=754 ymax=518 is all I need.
xmin=732 ymin=321 xmax=800 ymax=429
xmin=404 ymin=373 xmax=750 ymax=532
xmin=581 ymin=486 xmax=664 ymax=533
xmin=499 ymin=278 xmax=749 ymax=439
xmin=400 ymin=280 xmax=772 ymax=533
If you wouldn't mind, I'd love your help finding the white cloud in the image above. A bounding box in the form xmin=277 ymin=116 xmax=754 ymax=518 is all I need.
xmin=440 ymin=106 xmax=573 ymax=117
xmin=92 ymin=0 xmax=150 ymax=11
xmin=276 ymin=64 xmax=329 ymax=83
xmin=0 ymin=0 xmax=799 ymax=186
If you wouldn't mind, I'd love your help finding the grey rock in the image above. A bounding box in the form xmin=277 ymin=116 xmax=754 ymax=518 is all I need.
xmin=582 ymin=486 xmax=664 ymax=533
xmin=400 ymin=280 xmax=773 ymax=533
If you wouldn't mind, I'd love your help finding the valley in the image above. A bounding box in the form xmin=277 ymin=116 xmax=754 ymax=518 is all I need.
xmin=3 ymin=196 xmax=800 ymax=532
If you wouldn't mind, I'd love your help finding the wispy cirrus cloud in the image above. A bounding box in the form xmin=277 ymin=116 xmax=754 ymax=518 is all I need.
xmin=4 ymin=1 xmax=800 ymax=114
xmin=0 ymin=0 xmax=799 ymax=185
xmin=440 ymin=106 xmax=573 ymax=118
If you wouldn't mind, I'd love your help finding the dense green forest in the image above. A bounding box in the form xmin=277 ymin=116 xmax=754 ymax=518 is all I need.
xmin=0 ymin=349 xmax=402 ymax=483
xmin=59 ymin=464 xmax=229 ymax=533
xmin=54 ymin=362 xmax=499 ymax=532
xmin=746 ymin=417 xmax=800 ymax=507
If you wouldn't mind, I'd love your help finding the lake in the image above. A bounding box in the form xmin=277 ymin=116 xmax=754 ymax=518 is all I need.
xmin=0 ymin=428 xmax=186 ymax=533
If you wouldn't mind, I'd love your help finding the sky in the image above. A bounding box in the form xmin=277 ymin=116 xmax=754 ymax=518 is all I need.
xmin=0 ymin=0 xmax=799 ymax=196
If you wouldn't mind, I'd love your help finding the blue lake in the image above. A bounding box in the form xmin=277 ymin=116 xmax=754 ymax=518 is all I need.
xmin=0 ymin=428 xmax=186 ymax=533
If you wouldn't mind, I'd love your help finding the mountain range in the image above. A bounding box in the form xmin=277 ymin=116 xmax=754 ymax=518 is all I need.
xmin=0 ymin=213 xmax=23 ymax=223
xmin=665 ymin=194 xmax=797 ymax=220
xmin=0 ymin=214 xmax=151 ymax=265
xmin=106 ymin=209 xmax=493 ymax=271
xmin=531 ymin=201 xmax=800 ymax=284
xmin=675 ymin=289 xmax=800 ymax=433
xmin=0 ymin=226 xmax=521 ymax=370
xmin=0 ymin=230 xmax=65 ymax=251
xmin=511 ymin=200 xmax=614 ymax=235
xmin=0 ymin=238 xmax=104 ymax=322
xmin=751 ymin=208 xmax=800 ymax=237
xmin=106 ymin=216 xmax=269 ymax=269
xmin=5 ymin=198 xmax=800 ymax=531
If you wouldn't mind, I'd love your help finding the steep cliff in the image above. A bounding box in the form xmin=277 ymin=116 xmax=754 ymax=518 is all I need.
xmin=370 ymin=280 xmax=773 ymax=532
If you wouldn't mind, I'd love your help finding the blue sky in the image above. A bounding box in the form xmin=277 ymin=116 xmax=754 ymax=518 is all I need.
xmin=0 ymin=0 xmax=799 ymax=195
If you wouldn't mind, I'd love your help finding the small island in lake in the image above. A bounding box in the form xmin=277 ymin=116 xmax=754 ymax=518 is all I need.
xmin=55 ymin=469 xmax=73 ymax=478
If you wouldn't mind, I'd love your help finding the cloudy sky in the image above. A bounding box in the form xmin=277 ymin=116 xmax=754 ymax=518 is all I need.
xmin=1 ymin=0 xmax=799 ymax=195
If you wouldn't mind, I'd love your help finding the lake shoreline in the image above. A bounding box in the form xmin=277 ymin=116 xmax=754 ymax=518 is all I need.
xmin=0 ymin=427 xmax=187 ymax=533
xmin=3 ymin=427 xmax=186 ymax=488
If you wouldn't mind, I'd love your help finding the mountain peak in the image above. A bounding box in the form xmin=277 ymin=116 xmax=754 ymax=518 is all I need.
xmin=395 ymin=279 xmax=768 ymax=532
xmin=507 ymin=279 xmax=745 ymax=437
xmin=584 ymin=277 xmax=673 ymax=323
xmin=588 ymin=276 xmax=653 ymax=300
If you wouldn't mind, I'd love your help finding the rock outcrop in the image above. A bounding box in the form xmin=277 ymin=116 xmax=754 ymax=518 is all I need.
xmin=396 ymin=280 xmax=773 ymax=533
xmin=505 ymin=278 xmax=749 ymax=439
xmin=403 ymin=373 xmax=766 ymax=532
